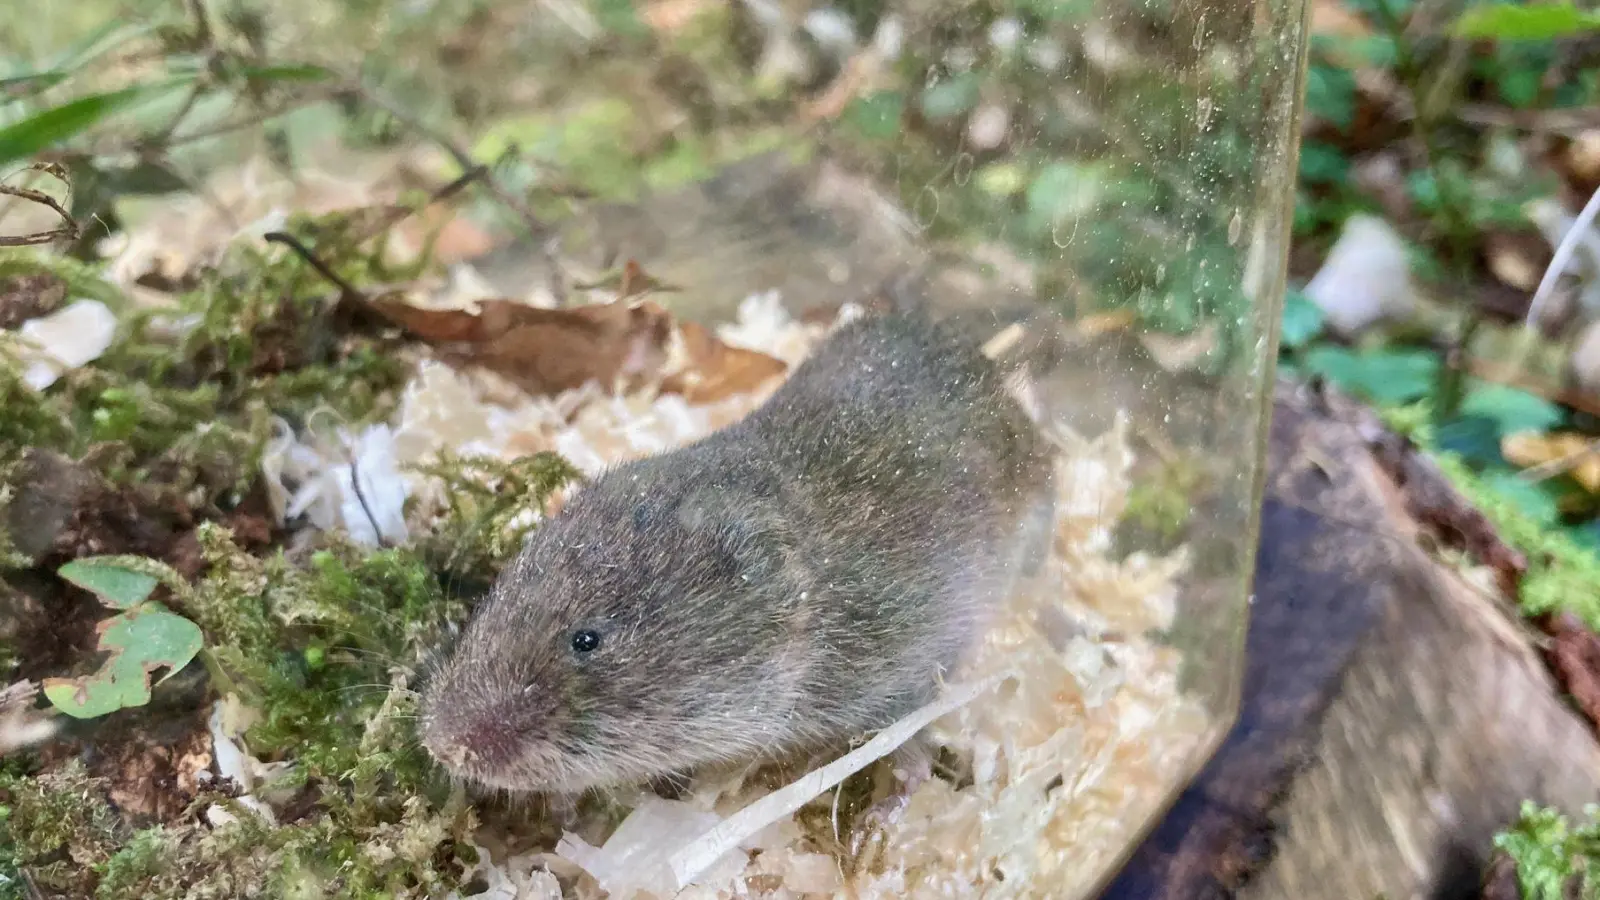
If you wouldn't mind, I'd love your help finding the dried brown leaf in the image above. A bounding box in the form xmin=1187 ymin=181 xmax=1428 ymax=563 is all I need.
xmin=368 ymin=294 xmax=676 ymax=395
xmin=1503 ymin=431 xmax=1600 ymax=493
xmin=663 ymin=321 xmax=788 ymax=404
xmin=1542 ymin=612 xmax=1600 ymax=734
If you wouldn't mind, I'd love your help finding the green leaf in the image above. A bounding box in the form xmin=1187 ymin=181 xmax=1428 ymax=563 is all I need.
xmin=1460 ymin=383 xmax=1564 ymax=437
xmin=844 ymin=91 xmax=904 ymax=141
xmin=918 ymin=72 xmax=981 ymax=121
xmin=1496 ymin=67 xmax=1543 ymax=108
xmin=0 ymin=22 xmax=157 ymax=97
xmin=58 ymin=558 xmax=159 ymax=610
xmin=232 ymin=63 xmax=335 ymax=83
xmin=42 ymin=604 xmax=203 ymax=719
xmin=1279 ymin=290 xmax=1325 ymax=349
xmin=0 ymin=79 xmax=190 ymax=166
xmin=1303 ymin=346 xmax=1439 ymax=405
xmin=1434 ymin=415 xmax=1506 ymax=467
xmin=1454 ymin=2 xmax=1600 ymax=40
xmin=1025 ymin=161 xmax=1104 ymax=234
xmin=1304 ymin=62 xmax=1358 ymax=131
xmin=1297 ymin=141 xmax=1350 ymax=186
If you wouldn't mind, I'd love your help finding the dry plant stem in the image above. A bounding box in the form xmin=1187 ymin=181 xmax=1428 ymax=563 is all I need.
xmin=346 ymin=453 xmax=389 ymax=549
xmin=1455 ymin=104 xmax=1600 ymax=136
xmin=262 ymin=231 xmax=364 ymax=302
xmin=260 ymin=164 xmax=487 ymax=299
xmin=1527 ymin=183 xmax=1600 ymax=328
xmin=346 ymin=79 xmax=549 ymax=240
xmin=0 ymin=164 xmax=78 ymax=246
xmin=347 ymin=164 xmax=488 ymax=245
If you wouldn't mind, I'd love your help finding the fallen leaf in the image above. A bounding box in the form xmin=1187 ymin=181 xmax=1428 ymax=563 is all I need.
xmin=1502 ymin=431 xmax=1600 ymax=492
xmin=663 ymin=321 xmax=788 ymax=403
xmin=393 ymin=207 xmax=497 ymax=267
xmin=42 ymin=602 xmax=204 ymax=719
xmin=1561 ymin=130 xmax=1600 ymax=194
xmin=58 ymin=556 xmax=160 ymax=609
xmin=99 ymin=725 xmax=213 ymax=819
xmin=368 ymin=291 xmax=788 ymax=405
xmin=1541 ymin=612 xmax=1600 ymax=734
xmin=367 ymin=294 xmax=674 ymax=394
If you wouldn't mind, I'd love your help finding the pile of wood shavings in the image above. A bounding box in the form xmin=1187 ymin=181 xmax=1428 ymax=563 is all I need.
xmin=385 ymin=294 xmax=1214 ymax=900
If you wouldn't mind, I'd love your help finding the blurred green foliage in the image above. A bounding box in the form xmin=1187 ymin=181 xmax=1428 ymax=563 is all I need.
xmin=1494 ymin=802 xmax=1600 ymax=900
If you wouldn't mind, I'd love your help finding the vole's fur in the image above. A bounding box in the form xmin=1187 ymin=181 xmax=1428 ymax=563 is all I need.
xmin=418 ymin=310 xmax=1054 ymax=796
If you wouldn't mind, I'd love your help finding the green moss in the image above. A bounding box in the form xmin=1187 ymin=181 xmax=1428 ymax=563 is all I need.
xmin=90 ymin=795 xmax=474 ymax=899
xmin=0 ymin=248 xmax=128 ymax=311
xmin=1122 ymin=459 xmax=1203 ymax=543
xmin=1378 ymin=402 xmax=1600 ymax=631
xmin=0 ymin=759 xmax=124 ymax=895
xmin=1494 ymin=802 xmax=1600 ymax=900
xmin=410 ymin=450 xmax=582 ymax=582
xmin=0 ymin=209 xmax=415 ymax=525
xmin=1436 ymin=453 xmax=1600 ymax=628
xmin=4 ymin=527 xmax=485 ymax=898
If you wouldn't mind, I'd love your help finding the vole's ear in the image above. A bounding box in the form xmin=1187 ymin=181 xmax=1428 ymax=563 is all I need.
xmin=714 ymin=516 xmax=781 ymax=581
xmin=674 ymin=488 xmax=781 ymax=582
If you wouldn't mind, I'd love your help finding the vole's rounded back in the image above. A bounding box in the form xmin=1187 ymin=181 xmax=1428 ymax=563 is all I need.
xmin=419 ymin=311 xmax=1053 ymax=794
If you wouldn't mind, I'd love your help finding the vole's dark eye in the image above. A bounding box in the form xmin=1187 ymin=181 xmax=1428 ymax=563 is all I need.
xmin=571 ymin=629 xmax=602 ymax=653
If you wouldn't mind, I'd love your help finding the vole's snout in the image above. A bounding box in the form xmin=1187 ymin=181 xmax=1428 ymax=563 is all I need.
xmin=420 ymin=710 xmax=523 ymax=772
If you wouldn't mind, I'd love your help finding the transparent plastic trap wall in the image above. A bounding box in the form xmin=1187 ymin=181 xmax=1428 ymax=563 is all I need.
xmin=8 ymin=0 xmax=1310 ymax=896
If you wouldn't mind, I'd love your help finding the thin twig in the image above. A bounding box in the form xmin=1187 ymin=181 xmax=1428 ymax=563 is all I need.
xmin=346 ymin=79 xmax=548 ymax=239
xmin=262 ymin=231 xmax=364 ymax=301
xmin=162 ymin=90 xmax=340 ymax=149
xmin=346 ymin=163 xmax=488 ymax=246
xmin=0 ymin=164 xmax=79 ymax=246
xmin=346 ymin=451 xmax=391 ymax=549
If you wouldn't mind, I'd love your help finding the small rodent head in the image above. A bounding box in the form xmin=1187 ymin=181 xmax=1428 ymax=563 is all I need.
xmin=418 ymin=457 xmax=801 ymax=794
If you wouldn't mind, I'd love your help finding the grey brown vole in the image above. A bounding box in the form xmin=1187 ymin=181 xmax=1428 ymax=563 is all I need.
xmin=418 ymin=310 xmax=1053 ymax=803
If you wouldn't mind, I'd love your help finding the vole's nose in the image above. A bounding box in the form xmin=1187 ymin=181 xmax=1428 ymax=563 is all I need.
xmin=423 ymin=715 xmax=521 ymax=770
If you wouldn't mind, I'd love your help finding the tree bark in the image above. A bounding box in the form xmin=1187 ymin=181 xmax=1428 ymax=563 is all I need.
xmin=1100 ymin=384 xmax=1600 ymax=900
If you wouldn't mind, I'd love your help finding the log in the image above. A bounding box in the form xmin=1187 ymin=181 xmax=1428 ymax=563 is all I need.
xmin=1100 ymin=384 xmax=1600 ymax=900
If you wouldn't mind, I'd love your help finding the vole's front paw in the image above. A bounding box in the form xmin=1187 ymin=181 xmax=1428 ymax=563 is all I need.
xmin=847 ymin=742 xmax=934 ymax=857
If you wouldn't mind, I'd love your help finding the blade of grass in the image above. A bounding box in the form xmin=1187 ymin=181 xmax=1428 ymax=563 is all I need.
xmin=0 ymin=78 xmax=192 ymax=166
xmin=0 ymin=22 xmax=159 ymax=98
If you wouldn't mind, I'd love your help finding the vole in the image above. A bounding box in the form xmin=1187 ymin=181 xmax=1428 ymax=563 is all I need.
xmin=418 ymin=310 xmax=1054 ymax=828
